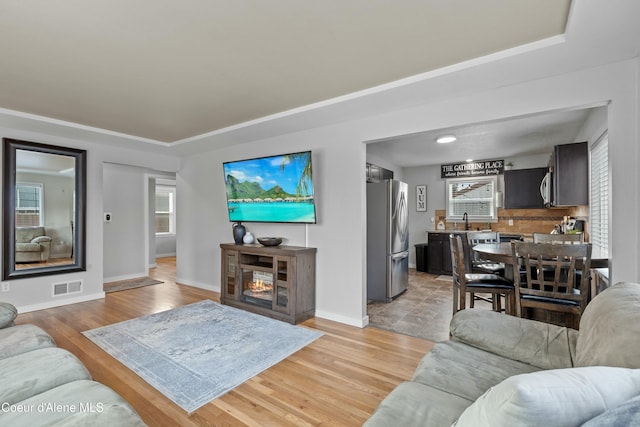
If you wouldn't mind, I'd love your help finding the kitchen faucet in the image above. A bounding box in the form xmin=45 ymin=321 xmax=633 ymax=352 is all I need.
xmin=463 ymin=212 xmax=469 ymax=230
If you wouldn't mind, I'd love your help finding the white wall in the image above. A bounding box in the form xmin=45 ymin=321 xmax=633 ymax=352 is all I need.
xmin=103 ymin=165 xmax=179 ymax=280
xmin=103 ymin=163 xmax=147 ymax=281
xmin=0 ymin=130 xmax=179 ymax=312
xmin=175 ymin=59 xmax=639 ymax=326
xmin=177 ymin=126 xmax=367 ymax=326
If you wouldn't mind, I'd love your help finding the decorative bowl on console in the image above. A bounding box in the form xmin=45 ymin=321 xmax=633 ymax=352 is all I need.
xmin=257 ymin=237 xmax=283 ymax=246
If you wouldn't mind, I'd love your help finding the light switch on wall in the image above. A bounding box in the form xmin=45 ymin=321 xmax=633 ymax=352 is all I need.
xmin=104 ymin=213 xmax=112 ymax=222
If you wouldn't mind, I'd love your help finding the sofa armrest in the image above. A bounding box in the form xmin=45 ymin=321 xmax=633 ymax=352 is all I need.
xmin=450 ymin=310 xmax=577 ymax=370
xmin=0 ymin=302 xmax=18 ymax=329
xmin=31 ymin=236 xmax=52 ymax=244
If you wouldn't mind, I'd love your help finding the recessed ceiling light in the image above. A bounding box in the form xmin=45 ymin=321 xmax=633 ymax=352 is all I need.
xmin=466 ymin=159 xmax=473 ymax=162
xmin=436 ymin=135 xmax=457 ymax=144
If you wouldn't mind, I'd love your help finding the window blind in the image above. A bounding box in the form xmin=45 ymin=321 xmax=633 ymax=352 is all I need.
xmin=446 ymin=177 xmax=497 ymax=220
xmin=590 ymin=135 xmax=608 ymax=255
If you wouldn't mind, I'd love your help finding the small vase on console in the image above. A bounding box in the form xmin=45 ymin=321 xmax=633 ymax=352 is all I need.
xmin=243 ymin=231 xmax=255 ymax=244
xmin=232 ymin=222 xmax=246 ymax=244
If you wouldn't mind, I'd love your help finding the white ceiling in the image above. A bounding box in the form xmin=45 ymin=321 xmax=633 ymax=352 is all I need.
xmin=0 ymin=0 xmax=571 ymax=143
xmin=366 ymin=106 xmax=602 ymax=167
xmin=16 ymin=149 xmax=76 ymax=176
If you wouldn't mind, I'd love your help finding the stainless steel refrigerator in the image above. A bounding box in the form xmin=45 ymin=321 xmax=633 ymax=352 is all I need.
xmin=367 ymin=179 xmax=409 ymax=302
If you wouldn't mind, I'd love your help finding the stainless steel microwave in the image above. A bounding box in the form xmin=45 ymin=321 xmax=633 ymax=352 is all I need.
xmin=540 ymin=172 xmax=552 ymax=206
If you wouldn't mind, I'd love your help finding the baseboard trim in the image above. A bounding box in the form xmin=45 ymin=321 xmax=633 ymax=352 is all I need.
xmin=314 ymin=310 xmax=368 ymax=328
xmin=175 ymin=276 xmax=219 ymax=292
xmin=17 ymin=292 xmax=105 ymax=314
xmin=156 ymin=252 xmax=176 ymax=258
xmin=104 ymin=272 xmax=148 ymax=283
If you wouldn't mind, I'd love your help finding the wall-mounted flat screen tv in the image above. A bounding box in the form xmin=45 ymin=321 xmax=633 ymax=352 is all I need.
xmin=223 ymin=151 xmax=316 ymax=223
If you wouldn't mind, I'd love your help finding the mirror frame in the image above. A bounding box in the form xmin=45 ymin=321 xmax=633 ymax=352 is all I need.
xmin=3 ymin=138 xmax=87 ymax=280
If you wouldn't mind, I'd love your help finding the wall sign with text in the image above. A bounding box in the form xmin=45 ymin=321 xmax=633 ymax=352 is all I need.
xmin=441 ymin=159 xmax=504 ymax=178
xmin=416 ymin=185 xmax=427 ymax=211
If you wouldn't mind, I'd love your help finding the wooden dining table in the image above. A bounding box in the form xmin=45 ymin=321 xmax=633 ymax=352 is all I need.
xmin=472 ymin=242 xmax=609 ymax=299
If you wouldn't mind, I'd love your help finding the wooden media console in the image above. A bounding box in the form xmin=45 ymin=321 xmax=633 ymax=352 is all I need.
xmin=220 ymin=243 xmax=316 ymax=324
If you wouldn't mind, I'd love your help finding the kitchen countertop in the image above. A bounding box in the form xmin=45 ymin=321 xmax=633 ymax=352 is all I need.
xmin=428 ymin=229 xmax=522 ymax=235
xmin=427 ymin=230 xmax=529 ymax=239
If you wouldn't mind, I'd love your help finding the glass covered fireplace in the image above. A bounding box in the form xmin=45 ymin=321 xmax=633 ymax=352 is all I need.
xmin=238 ymin=255 xmax=288 ymax=310
xmin=242 ymin=270 xmax=274 ymax=308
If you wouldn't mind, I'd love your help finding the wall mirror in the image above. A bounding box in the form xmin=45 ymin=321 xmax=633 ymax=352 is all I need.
xmin=3 ymin=138 xmax=86 ymax=280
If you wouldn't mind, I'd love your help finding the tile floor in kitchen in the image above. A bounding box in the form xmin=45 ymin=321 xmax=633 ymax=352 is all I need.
xmin=367 ymin=269 xmax=493 ymax=342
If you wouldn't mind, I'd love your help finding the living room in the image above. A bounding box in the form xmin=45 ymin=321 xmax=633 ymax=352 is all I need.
xmin=1 ymin=1 xmax=640 ymax=425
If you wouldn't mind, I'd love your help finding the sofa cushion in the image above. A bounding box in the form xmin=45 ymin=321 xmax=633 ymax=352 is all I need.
xmin=15 ymin=242 xmax=42 ymax=252
xmin=0 ymin=380 xmax=146 ymax=427
xmin=363 ymin=381 xmax=472 ymax=427
xmin=454 ymin=366 xmax=640 ymax=427
xmin=0 ymin=347 xmax=92 ymax=405
xmin=412 ymin=340 xmax=540 ymax=402
xmin=0 ymin=324 xmax=56 ymax=359
xmin=581 ymin=395 xmax=640 ymax=426
xmin=0 ymin=302 xmax=18 ymax=328
xmin=576 ymin=282 xmax=640 ymax=368
xmin=450 ymin=309 xmax=577 ymax=370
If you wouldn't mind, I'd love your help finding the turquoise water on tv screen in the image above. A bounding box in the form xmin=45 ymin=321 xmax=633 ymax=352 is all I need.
xmin=228 ymin=201 xmax=316 ymax=223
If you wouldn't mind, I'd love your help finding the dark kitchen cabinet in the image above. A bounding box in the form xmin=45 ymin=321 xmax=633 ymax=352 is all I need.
xmin=550 ymin=142 xmax=588 ymax=206
xmin=366 ymin=162 xmax=394 ymax=182
xmin=427 ymin=232 xmax=453 ymax=275
xmin=504 ymin=168 xmax=547 ymax=208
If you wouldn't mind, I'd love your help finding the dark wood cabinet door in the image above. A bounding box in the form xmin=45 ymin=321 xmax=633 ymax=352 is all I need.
xmin=553 ymin=142 xmax=588 ymax=206
xmin=427 ymin=233 xmax=453 ymax=275
xmin=442 ymin=238 xmax=452 ymax=273
xmin=427 ymin=234 xmax=443 ymax=274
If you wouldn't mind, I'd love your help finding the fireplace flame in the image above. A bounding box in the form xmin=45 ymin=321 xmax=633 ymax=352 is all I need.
xmin=248 ymin=279 xmax=272 ymax=292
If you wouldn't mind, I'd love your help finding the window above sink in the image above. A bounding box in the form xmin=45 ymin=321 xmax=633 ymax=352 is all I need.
xmin=446 ymin=176 xmax=498 ymax=222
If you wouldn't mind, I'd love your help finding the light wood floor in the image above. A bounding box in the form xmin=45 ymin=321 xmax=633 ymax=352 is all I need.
xmin=15 ymin=257 xmax=434 ymax=426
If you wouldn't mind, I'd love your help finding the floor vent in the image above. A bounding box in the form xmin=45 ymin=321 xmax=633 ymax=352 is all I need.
xmin=52 ymin=280 xmax=83 ymax=296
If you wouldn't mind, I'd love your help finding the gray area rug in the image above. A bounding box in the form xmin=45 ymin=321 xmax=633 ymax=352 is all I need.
xmin=82 ymin=300 xmax=322 ymax=413
xmin=104 ymin=277 xmax=163 ymax=293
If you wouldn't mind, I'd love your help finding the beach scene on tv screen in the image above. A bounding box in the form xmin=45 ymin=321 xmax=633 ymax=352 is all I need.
xmin=224 ymin=152 xmax=316 ymax=223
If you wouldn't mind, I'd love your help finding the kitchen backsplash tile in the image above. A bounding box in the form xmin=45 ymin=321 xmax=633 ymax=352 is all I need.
xmin=434 ymin=207 xmax=589 ymax=240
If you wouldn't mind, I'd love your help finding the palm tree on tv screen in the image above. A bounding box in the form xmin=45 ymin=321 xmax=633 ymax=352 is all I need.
xmin=280 ymin=152 xmax=312 ymax=199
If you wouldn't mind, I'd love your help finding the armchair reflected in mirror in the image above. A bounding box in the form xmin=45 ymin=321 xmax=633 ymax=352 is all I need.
xmin=3 ymin=138 xmax=86 ymax=280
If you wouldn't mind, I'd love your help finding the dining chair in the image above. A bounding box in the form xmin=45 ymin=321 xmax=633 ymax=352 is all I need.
xmin=511 ymin=241 xmax=592 ymax=329
xmin=466 ymin=231 xmax=505 ymax=276
xmin=450 ymin=234 xmax=515 ymax=315
xmin=532 ymin=232 xmax=584 ymax=244
xmin=532 ymin=232 xmax=586 ymax=282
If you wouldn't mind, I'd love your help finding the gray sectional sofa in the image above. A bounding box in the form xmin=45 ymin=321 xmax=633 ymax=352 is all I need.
xmin=0 ymin=302 xmax=146 ymax=426
xmin=365 ymin=282 xmax=640 ymax=426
